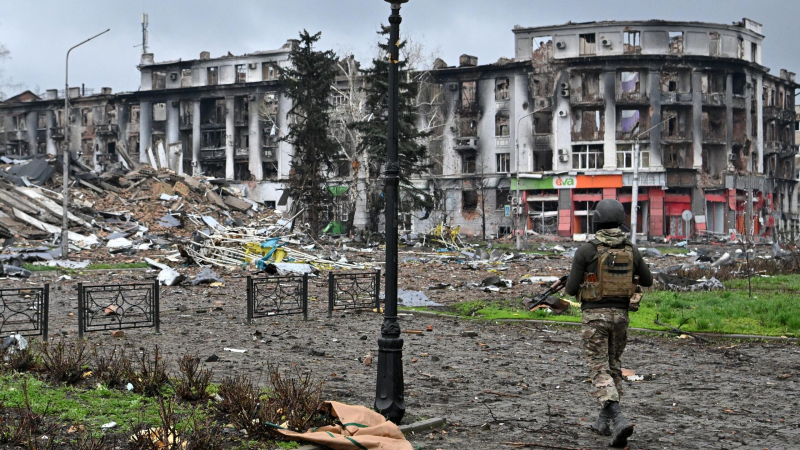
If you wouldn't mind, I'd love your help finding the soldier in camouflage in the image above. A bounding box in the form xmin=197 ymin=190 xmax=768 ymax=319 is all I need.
xmin=565 ymin=199 xmax=653 ymax=448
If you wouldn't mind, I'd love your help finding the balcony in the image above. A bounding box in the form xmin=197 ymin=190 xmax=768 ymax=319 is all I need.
xmin=785 ymin=145 xmax=800 ymax=156
xmin=615 ymin=130 xmax=645 ymax=141
xmin=49 ymin=127 xmax=65 ymax=140
xmin=764 ymin=141 xmax=784 ymax=154
xmin=661 ymin=130 xmax=692 ymax=143
xmin=781 ymin=110 xmax=796 ymax=123
xmin=200 ymin=148 xmax=225 ymax=160
xmin=701 ymin=130 xmax=725 ymax=145
xmin=6 ymin=130 xmax=24 ymax=141
xmin=570 ymin=92 xmax=602 ymax=105
xmin=532 ymin=134 xmax=551 ymax=151
xmin=454 ymin=137 xmax=479 ymax=152
xmin=572 ymin=130 xmax=604 ymax=142
xmin=262 ymin=147 xmax=277 ymax=161
xmin=701 ymin=93 xmax=725 ymax=107
xmin=94 ymin=124 xmax=118 ymax=136
xmin=234 ymin=147 xmax=249 ymax=160
xmin=660 ymin=92 xmax=693 ymax=104
xmin=763 ymin=106 xmax=780 ymax=120
xmin=616 ymin=91 xmax=649 ymax=104
xmin=731 ymin=95 xmax=746 ymax=110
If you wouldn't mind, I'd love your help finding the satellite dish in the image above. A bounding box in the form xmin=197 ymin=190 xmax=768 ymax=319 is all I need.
xmin=681 ymin=210 xmax=693 ymax=222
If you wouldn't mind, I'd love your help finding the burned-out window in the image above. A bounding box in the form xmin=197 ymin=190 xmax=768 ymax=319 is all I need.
xmin=458 ymin=118 xmax=477 ymax=137
xmin=81 ymin=109 xmax=91 ymax=126
xmin=152 ymin=103 xmax=166 ymax=122
xmin=495 ymin=189 xmax=510 ymax=210
xmin=462 ymin=190 xmax=478 ymax=212
xmin=623 ymin=31 xmax=641 ymax=54
xmin=152 ymin=71 xmax=166 ymax=90
xmin=669 ymin=32 xmax=684 ymax=54
xmin=336 ymin=159 xmax=351 ymax=177
xmin=619 ymin=110 xmax=642 ymax=135
xmin=495 ymin=78 xmax=510 ymax=100
xmin=130 ymin=105 xmax=140 ymax=125
xmin=235 ymin=64 xmax=246 ymax=83
xmin=496 ymin=153 xmax=511 ymax=173
xmin=709 ymin=32 xmax=721 ymax=57
xmin=181 ymin=69 xmax=192 ymax=87
xmin=37 ymin=113 xmax=47 ymax=129
xmin=207 ymin=67 xmax=219 ymax=86
xmin=462 ymin=154 xmax=476 ymax=174
xmin=620 ymin=71 xmax=640 ymax=94
xmin=495 ymin=113 xmax=509 ymax=137
xmin=460 ymin=81 xmax=477 ymax=110
xmin=533 ymin=114 xmax=552 ymax=134
xmin=579 ymin=33 xmax=596 ymax=55
xmin=751 ymin=43 xmax=758 ymax=63
xmin=262 ymin=63 xmax=278 ymax=80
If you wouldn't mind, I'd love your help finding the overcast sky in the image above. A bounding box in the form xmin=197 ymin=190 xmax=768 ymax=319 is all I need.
xmin=1 ymin=0 xmax=799 ymax=96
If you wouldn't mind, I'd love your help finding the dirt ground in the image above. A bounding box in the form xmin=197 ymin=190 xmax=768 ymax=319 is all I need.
xmin=7 ymin=261 xmax=798 ymax=450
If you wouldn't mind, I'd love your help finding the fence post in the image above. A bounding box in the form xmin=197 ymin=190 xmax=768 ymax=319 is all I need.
xmin=153 ymin=281 xmax=160 ymax=334
xmin=77 ymin=283 xmax=84 ymax=340
xmin=327 ymin=272 xmax=334 ymax=318
xmin=246 ymin=276 xmax=253 ymax=325
xmin=375 ymin=269 xmax=382 ymax=311
xmin=42 ymin=284 xmax=50 ymax=342
xmin=302 ymin=273 xmax=309 ymax=321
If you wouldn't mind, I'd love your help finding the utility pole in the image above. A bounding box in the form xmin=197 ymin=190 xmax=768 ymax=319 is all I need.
xmin=61 ymin=29 xmax=110 ymax=259
xmin=630 ymin=117 xmax=671 ymax=244
xmin=375 ymin=0 xmax=408 ymax=425
xmin=513 ymin=107 xmax=548 ymax=250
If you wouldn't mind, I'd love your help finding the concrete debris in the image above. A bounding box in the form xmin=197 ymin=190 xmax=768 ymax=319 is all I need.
xmin=711 ymin=252 xmax=732 ymax=267
xmin=657 ymin=273 xmax=725 ymax=291
xmin=642 ymin=248 xmax=663 ymax=257
xmin=2 ymin=264 xmax=31 ymax=278
xmin=158 ymin=268 xmax=185 ymax=286
xmin=191 ymin=267 xmax=224 ymax=285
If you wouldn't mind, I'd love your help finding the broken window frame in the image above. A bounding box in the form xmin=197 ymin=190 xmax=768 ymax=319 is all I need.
xmin=207 ymin=67 xmax=219 ymax=86
xmin=462 ymin=190 xmax=479 ymax=212
xmin=37 ymin=113 xmax=47 ymax=129
xmin=572 ymin=144 xmax=604 ymax=170
xmin=495 ymin=78 xmax=510 ymax=101
xmin=616 ymin=144 xmax=650 ymax=169
xmin=152 ymin=70 xmax=167 ymax=90
xmin=495 ymin=188 xmax=510 ymax=211
xmin=235 ymin=64 xmax=247 ymax=83
xmin=460 ymin=81 xmax=477 ymax=111
xmin=495 ymin=113 xmax=510 ymax=137
xmin=462 ymin=153 xmax=477 ymax=174
xmin=181 ymin=69 xmax=192 ymax=87
xmin=669 ymin=31 xmax=684 ymax=54
xmin=623 ymin=30 xmax=641 ymax=54
xmin=579 ymin=33 xmax=596 ymax=56
xmin=496 ymin=153 xmax=511 ymax=173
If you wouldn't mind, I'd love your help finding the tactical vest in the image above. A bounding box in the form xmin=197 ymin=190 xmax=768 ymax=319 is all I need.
xmin=579 ymin=239 xmax=637 ymax=303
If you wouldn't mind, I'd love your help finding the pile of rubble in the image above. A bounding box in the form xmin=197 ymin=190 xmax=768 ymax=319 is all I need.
xmin=0 ymin=155 xmax=368 ymax=278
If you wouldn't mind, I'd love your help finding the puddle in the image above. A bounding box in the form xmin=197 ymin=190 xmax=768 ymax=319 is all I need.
xmin=398 ymin=289 xmax=442 ymax=307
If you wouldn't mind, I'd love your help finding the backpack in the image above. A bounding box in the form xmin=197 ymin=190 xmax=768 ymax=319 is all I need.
xmin=579 ymin=239 xmax=637 ymax=302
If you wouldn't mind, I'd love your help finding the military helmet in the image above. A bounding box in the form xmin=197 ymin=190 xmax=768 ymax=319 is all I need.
xmin=593 ymin=199 xmax=626 ymax=225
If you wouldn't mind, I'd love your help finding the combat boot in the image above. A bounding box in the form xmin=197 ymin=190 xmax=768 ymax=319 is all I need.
xmin=606 ymin=401 xmax=633 ymax=447
xmin=590 ymin=405 xmax=613 ymax=436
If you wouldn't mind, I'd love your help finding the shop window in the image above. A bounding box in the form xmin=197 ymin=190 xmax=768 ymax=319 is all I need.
xmin=462 ymin=190 xmax=478 ymax=212
xmin=495 ymin=78 xmax=510 ymax=100
xmin=495 ymin=113 xmax=509 ymax=137
xmin=579 ymin=33 xmax=596 ymax=55
xmin=496 ymin=153 xmax=511 ymax=173
xmin=572 ymin=144 xmax=604 ymax=170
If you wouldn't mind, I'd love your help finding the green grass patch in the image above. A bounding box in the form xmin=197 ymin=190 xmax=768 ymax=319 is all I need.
xmin=23 ymin=262 xmax=150 ymax=272
xmin=407 ymin=279 xmax=800 ymax=337
xmin=0 ymin=372 xmax=168 ymax=430
xmin=655 ymin=247 xmax=689 ymax=255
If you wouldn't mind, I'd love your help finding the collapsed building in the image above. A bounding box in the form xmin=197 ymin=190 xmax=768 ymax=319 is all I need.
xmin=1 ymin=18 xmax=798 ymax=240
xmin=416 ymin=18 xmax=799 ymax=240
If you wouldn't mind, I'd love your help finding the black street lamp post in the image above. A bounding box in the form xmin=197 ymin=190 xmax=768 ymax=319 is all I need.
xmin=375 ymin=0 xmax=408 ymax=424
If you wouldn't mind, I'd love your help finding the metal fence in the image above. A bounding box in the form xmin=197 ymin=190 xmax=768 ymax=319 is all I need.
xmin=328 ymin=270 xmax=381 ymax=317
xmin=0 ymin=285 xmax=49 ymax=340
xmin=78 ymin=281 xmax=159 ymax=338
xmin=246 ymin=274 xmax=308 ymax=323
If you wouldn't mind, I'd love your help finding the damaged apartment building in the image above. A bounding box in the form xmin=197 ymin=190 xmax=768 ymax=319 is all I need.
xmin=0 ymin=40 xmax=298 ymax=211
xmin=417 ymin=18 xmax=800 ymax=240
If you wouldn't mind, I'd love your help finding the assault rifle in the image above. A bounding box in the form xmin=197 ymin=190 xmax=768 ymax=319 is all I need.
xmin=522 ymin=274 xmax=571 ymax=313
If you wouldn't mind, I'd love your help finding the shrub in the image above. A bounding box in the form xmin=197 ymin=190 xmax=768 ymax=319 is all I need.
xmin=174 ymin=354 xmax=212 ymax=402
xmin=39 ymin=338 xmax=89 ymax=384
xmin=131 ymin=346 xmax=169 ymax=397
xmin=215 ymin=375 xmax=263 ymax=436
xmin=263 ymin=364 xmax=325 ymax=431
xmin=92 ymin=345 xmax=131 ymax=389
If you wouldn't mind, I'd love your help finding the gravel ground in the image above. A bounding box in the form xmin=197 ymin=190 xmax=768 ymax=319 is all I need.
xmin=7 ymin=263 xmax=798 ymax=450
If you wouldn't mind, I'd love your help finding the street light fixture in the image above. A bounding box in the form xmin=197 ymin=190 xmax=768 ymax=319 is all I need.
xmin=376 ymin=0 xmax=408 ymax=424
xmin=61 ymin=29 xmax=110 ymax=259
xmin=630 ymin=117 xmax=671 ymax=244
xmin=513 ymin=107 xmax=549 ymax=250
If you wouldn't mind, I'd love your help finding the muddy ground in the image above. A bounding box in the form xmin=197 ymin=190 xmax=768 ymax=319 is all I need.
xmin=6 ymin=255 xmax=798 ymax=450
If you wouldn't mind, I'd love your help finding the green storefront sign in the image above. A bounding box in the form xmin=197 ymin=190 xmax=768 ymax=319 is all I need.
xmin=510 ymin=176 xmax=577 ymax=190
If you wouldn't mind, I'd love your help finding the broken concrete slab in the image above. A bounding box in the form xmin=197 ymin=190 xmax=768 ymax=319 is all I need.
xmin=158 ymin=268 xmax=185 ymax=286
xmin=191 ymin=267 xmax=224 ymax=285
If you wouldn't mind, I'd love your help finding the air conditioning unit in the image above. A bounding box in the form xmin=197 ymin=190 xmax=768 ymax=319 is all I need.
xmin=557 ymin=148 xmax=567 ymax=155
xmin=560 ymin=82 xmax=569 ymax=90
xmin=556 ymin=41 xmax=566 ymax=50
xmin=601 ymin=39 xmax=612 ymax=47
xmin=728 ymin=154 xmax=737 ymax=161
xmin=558 ymin=110 xmax=568 ymax=117
xmin=191 ymin=160 xmax=197 ymax=167
xmin=169 ymin=73 xmax=178 ymax=81
xmin=559 ymin=154 xmax=569 ymax=162
xmin=560 ymin=89 xmax=570 ymax=97
xmin=511 ymin=197 xmax=520 ymax=205
xmin=248 ymin=63 xmax=258 ymax=69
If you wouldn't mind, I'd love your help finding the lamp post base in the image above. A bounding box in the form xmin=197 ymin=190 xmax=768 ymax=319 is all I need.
xmin=375 ymin=318 xmax=405 ymax=424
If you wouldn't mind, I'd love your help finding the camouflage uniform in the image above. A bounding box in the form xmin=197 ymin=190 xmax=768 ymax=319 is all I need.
xmin=582 ymin=307 xmax=629 ymax=405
